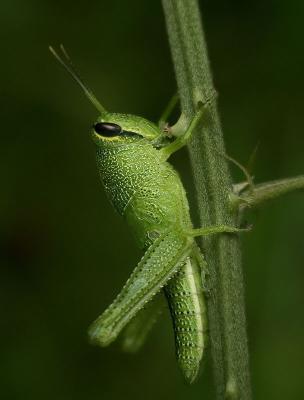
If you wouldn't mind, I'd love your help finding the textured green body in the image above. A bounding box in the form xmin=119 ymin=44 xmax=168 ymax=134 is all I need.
xmin=91 ymin=120 xmax=207 ymax=382
xmin=96 ymin=138 xmax=191 ymax=246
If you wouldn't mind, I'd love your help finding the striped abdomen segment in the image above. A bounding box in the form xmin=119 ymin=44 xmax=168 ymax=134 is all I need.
xmin=164 ymin=245 xmax=207 ymax=383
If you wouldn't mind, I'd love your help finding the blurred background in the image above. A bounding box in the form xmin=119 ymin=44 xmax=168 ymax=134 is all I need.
xmin=1 ymin=1 xmax=304 ymax=399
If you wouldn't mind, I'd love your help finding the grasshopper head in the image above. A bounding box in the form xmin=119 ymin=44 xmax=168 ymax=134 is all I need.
xmin=92 ymin=113 xmax=162 ymax=146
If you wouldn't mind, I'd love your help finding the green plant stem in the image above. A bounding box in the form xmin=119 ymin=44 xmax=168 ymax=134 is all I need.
xmin=237 ymin=176 xmax=304 ymax=209
xmin=162 ymin=1 xmax=251 ymax=399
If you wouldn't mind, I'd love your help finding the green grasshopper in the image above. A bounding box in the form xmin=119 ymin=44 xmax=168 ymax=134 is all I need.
xmin=50 ymin=45 xmax=244 ymax=384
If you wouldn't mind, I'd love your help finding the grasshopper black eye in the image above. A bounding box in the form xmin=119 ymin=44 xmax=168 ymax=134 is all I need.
xmin=94 ymin=122 xmax=122 ymax=137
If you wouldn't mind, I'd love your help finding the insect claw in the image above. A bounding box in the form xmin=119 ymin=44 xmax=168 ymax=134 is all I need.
xmin=240 ymin=222 xmax=253 ymax=232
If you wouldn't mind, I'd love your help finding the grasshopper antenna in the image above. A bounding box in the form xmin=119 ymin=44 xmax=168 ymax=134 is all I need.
xmin=49 ymin=44 xmax=108 ymax=116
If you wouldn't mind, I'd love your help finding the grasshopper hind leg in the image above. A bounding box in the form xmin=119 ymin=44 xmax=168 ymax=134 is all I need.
xmin=88 ymin=230 xmax=193 ymax=347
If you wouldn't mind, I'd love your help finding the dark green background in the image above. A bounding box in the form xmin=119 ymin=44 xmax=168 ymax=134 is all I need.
xmin=1 ymin=1 xmax=303 ymax=399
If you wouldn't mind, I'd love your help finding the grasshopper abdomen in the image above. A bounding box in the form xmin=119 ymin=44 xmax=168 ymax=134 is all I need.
xmin=165 ymin=246 xmax=207 ymax=383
